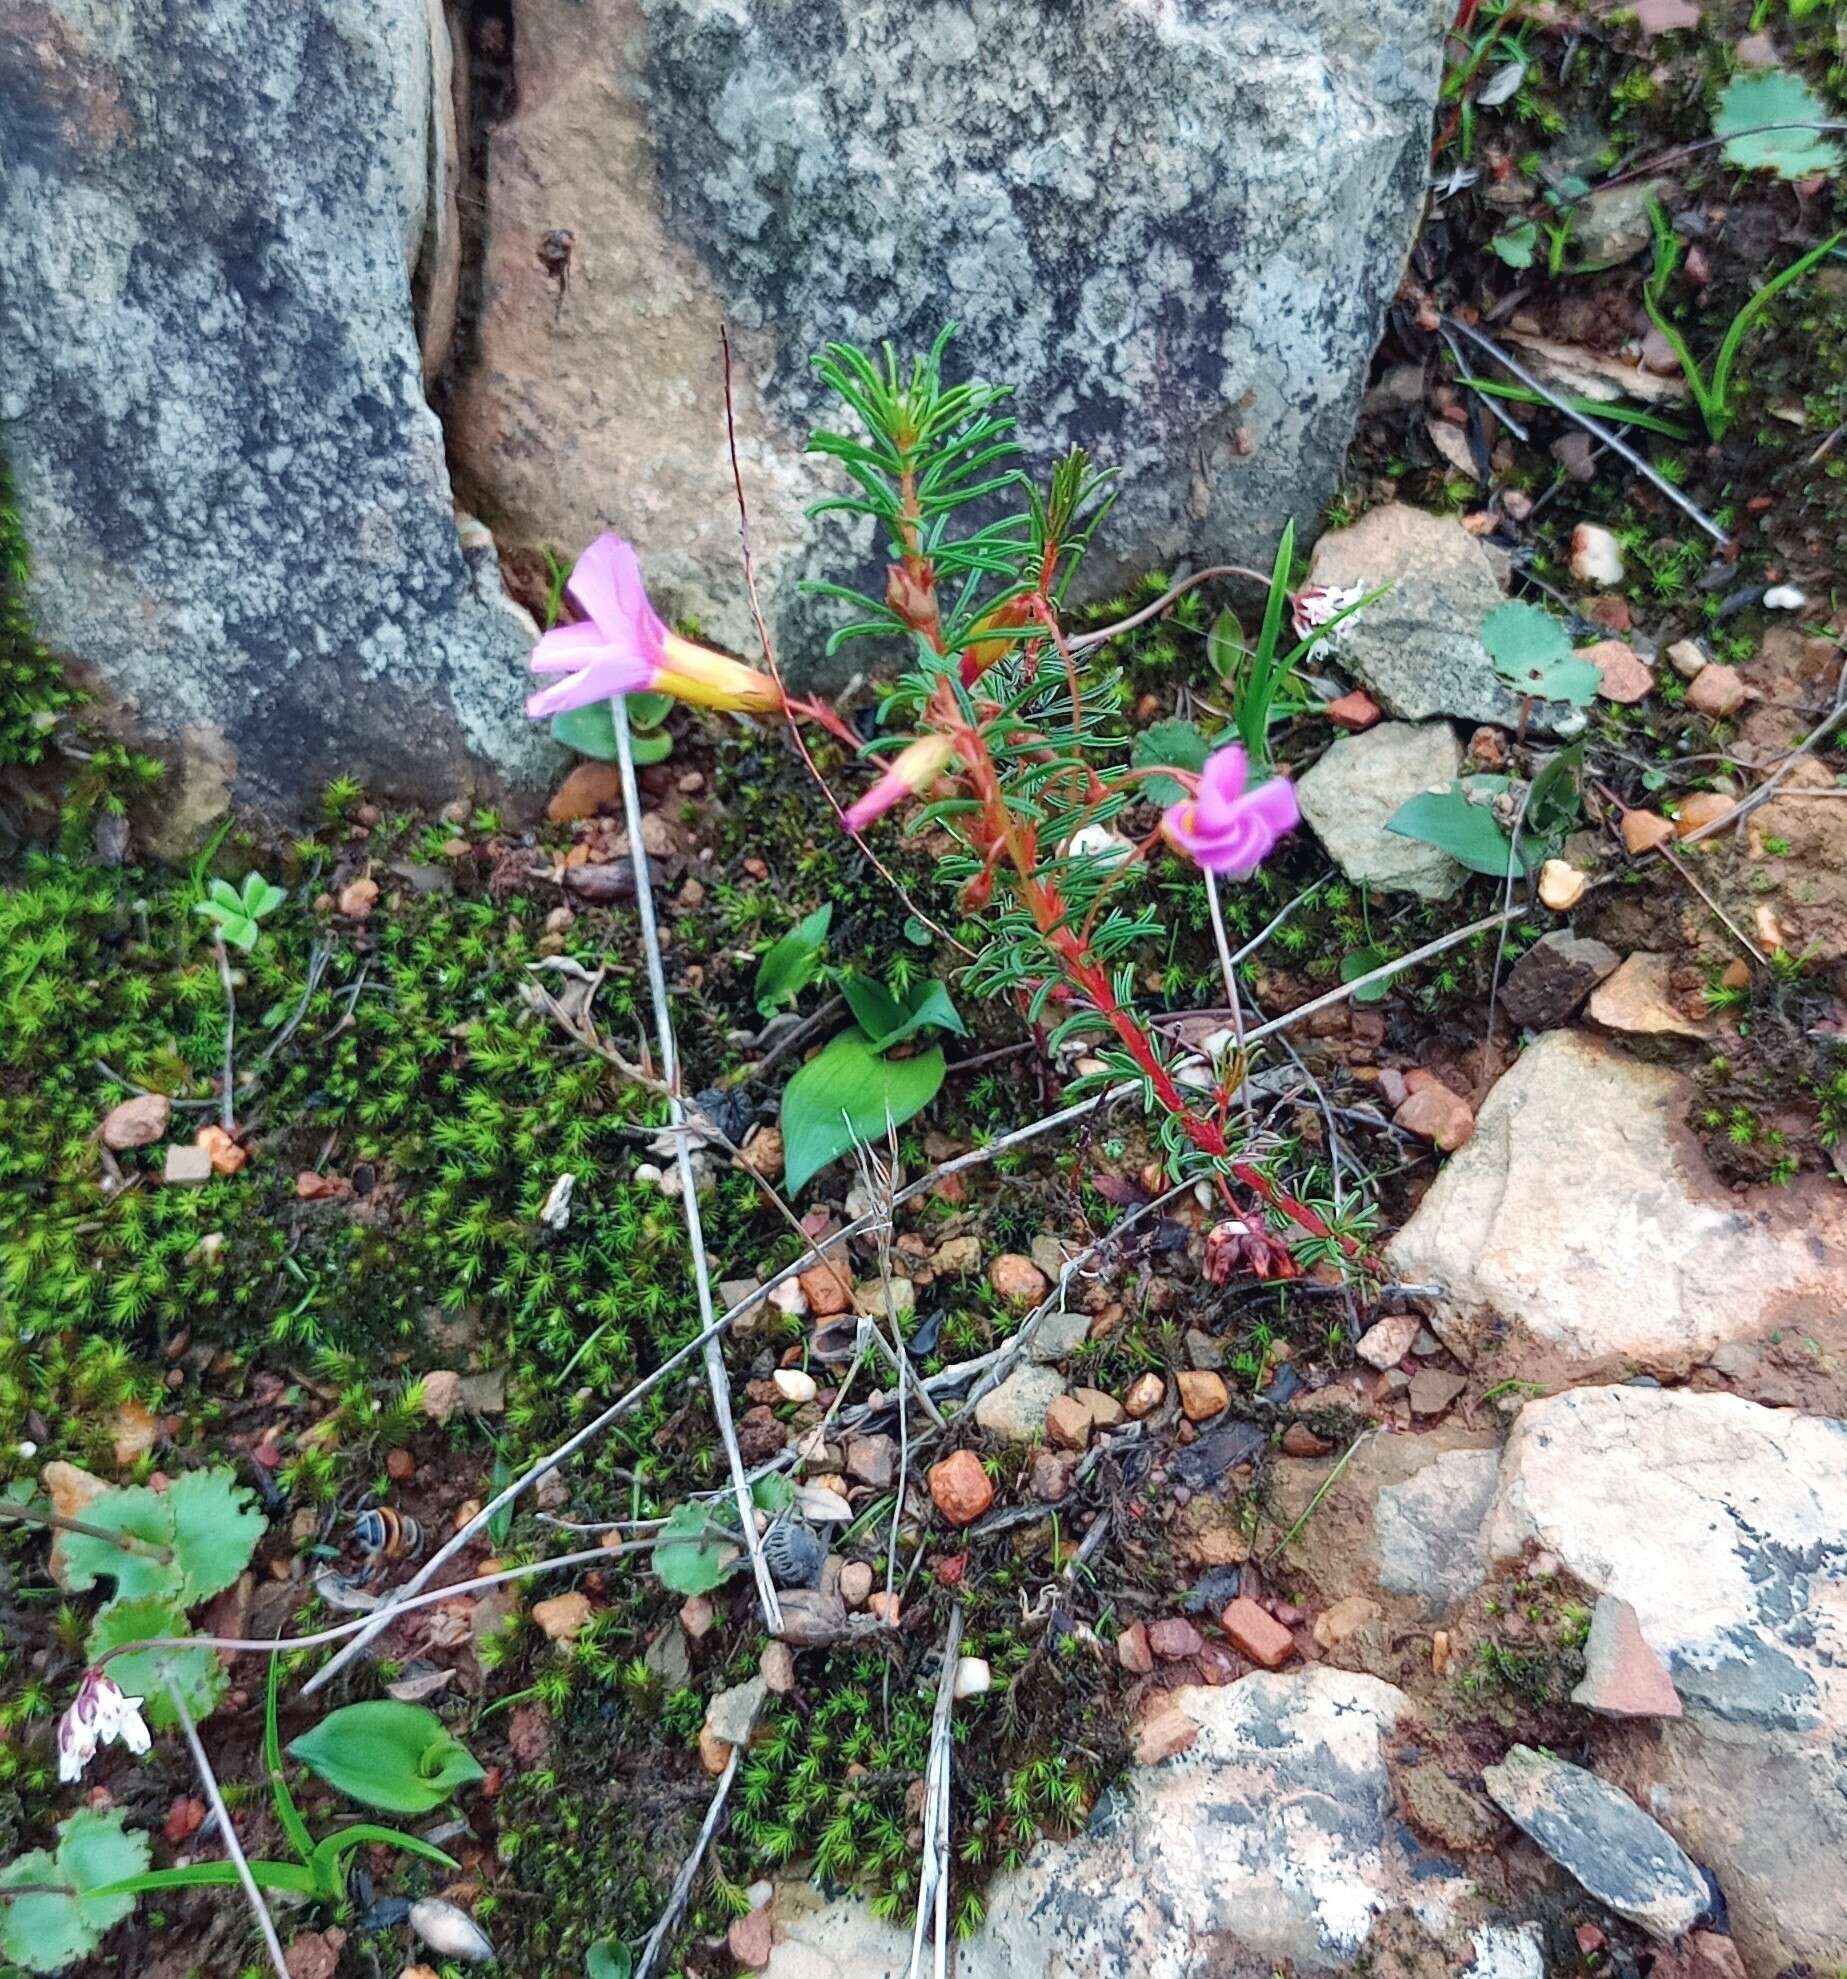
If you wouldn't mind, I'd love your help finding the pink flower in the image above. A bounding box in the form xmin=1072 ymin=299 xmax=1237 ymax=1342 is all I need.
xmin=57 ymin=1668 xmax=150 ymax=1784
xmin=527 ymin=533 xmax=783 ymax=720
xmin=1160 ymin=744 xmax=1297 ymax=876
xmin=842 ymin=734 xmax=956 ymax=833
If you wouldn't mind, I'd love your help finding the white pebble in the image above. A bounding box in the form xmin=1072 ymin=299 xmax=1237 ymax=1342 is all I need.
xmin=409 ymin=1897 xmax=496 ymax=1964
xmin=768 ymin=1278 xmax=809 ymax=1317
xmin=952 ymin=1656 xmax=992 ymax=1699
xmin=772 ymin=1369 xmax=817 ymax=1404
xmin=1568 ymin=522 xmax=1626 ymax=588
xmin=1763 ymin=584 xmax=1807 ymax=611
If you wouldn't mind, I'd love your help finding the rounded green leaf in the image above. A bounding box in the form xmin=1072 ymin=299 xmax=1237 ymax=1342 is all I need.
xmin=779 ymin=1032 xmax=946 ymax=1195
xmin=86 ymin=1595 xmax=224 ymax=1732
xmin=288 ymin=1701 xmax=485 ymax=1815
xmin=55 ymin=1486 xmax=178 ymax=1603
xmin=0 ymin=1810 xmax=150 ymax=1973
xmin=1715 ymin=71 xmax=1842 ymax=180
xmin=165 ymin=1467 xmax=267 ymax=1604
xmin=652 ymin=1499 xmax=734 ymax=1597
xmin=550 ymin=701 xmax=621 ymax=760
xmin=587 ymin=1940 xmax=634 ymax=1979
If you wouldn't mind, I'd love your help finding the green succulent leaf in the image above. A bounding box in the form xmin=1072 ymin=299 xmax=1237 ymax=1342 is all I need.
xmin=165 ymin=1467 xmax=268 ymax=1604
xmin=0 ymin=1810 xmax=149 ymax=1973
xmin=587 ymin=1940 xmax=635 ymax=1979
xmin=86 ymin=1596 xmax=224 ymax=1732
xmin=779 ymin=1030 xmax=947 ymax=1194
xmin=1386 ymin=779 xmax=1534 ymax=878
xmin=755 ymin=905 xmax=834 ymax=1017
xmin=1340 ymin=948 xmax=1394 ymax=1004
xmin=56 ymin=1487 xmax=178 ymax=1602
xmin=1490 ymin=220 xmax=1539 ymax=269
xmin=288 ymin=1701 xmax=485 ymax=1815
xmin=1479 ymin=601 xmax=1600 ymax=707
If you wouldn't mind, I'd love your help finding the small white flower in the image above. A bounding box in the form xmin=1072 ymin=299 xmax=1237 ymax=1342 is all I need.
xmin=1064 ymin=822 xmax=1135 ymax=868
xmin=539 ymin=1172 xmax=575 ymax=1230
xmin=1290 ymin=584 xmax=1366 ymax=645
xmin=57 ymin=1669 xmax=151 ymax=1783
xmin=1762 ymin=584 xmax=1808 ymax=612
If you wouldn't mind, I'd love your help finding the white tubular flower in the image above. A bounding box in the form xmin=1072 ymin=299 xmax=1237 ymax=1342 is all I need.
xmin=57 ymin=1669 xmax=151 ymax=1783
xmin=1290 ymin=583 xmax=1366 ymax=645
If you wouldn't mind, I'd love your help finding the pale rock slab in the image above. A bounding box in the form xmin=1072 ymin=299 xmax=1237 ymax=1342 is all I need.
xmin=1488 ymin=1385 xmax=1847 ymax=1974
xmin=1296 ymin=720 xmax=1468 ymax=901
xmin=1386 ymin=1030 xmax=1847 ymax=1375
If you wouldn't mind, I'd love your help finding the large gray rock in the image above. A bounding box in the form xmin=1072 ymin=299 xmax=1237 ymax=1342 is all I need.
xmin=1387 ymin=1029 xmax=1847 ymax=1377
xmin=1296 ymin=720 xmax=1467 ymax=900
xmin=1489 ymin=1385 xmax=1847 ymax=1973
xmin=1306 ymin=504 xmax=1584 ymax=735
xmin=448 ymin=0 xmax=1450 ymax=681
xmin=0 ymin=0 xmax=551 ymax=816
xmin=1482 ymin=1745 xmax=1707 ymax=1941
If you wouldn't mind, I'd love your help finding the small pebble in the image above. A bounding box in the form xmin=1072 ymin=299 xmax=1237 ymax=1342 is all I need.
xmin=952 ymin=1656 xmax=991 ymax=1699
xmin=771 ymin=1369 xmax=817 ymax=1405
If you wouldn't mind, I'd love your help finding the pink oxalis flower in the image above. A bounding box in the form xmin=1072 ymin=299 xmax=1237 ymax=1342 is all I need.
xmin=1159 ymin=744 xmax=1298 ymax=877
xmin=527 ymin=533 xmax=783 ymax=720
xmin=841 ymin=734 xmax=955 ymax=833
xmin=57 ymin=1668 xmax=150 ymax=1784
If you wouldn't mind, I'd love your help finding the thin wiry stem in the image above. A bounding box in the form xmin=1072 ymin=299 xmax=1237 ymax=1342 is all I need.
xmin=908 ymin=1604 xmax=965 ymax=1979
xmin=610 ymin=692 xmax=782 ymax=1635
xmin=303 ymin=1088 xmax=1109 ymax=1690
xmin=167 ymin=1679 xmax=290 ymax=1979
xmin=1443 ymin=317 xmax=1728 ymax=546
xmin=212 ymin=935 xmax=237 ymax=1132
xmin=634 ymin=1747 xmax=739 ymax=1979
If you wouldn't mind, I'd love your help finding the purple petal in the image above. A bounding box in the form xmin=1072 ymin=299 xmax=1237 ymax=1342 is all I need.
xmin=564 ymin=533 xmax=664 ymax=658
xmin=1243 ymin=773 xmax=1300 ymax=837
xmin=528 ymin=621 xmax=608 ymax=677
xmin=1192 ymin=745 xmax=1249 ymax=827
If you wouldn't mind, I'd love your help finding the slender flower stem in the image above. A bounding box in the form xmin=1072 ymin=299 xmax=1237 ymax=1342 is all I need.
xmin=1203 ymin=870 xmax=1256 ymax=1139
xmin=610 ymin=693 xmax=783 ymax=1638
xmin=168 ymin=1679 xmax=290 ymax=1979
xmin=101 ymin=1546 xmax=628 ymax=1674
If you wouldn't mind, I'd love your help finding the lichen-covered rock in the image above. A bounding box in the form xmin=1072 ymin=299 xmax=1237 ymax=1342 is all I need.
xmin=1488 ymin=1385 xmax=1847 ymax=1974
xmin=449 ymin=0 xmax=1450 ymax=683
xmin=1306 ymin=504 xmax=1583 ymax=734
xmin=981 ymin=1669 xmax=1468 ymax=1974
xmin=0 ymin=0 xmax=550 ymax=814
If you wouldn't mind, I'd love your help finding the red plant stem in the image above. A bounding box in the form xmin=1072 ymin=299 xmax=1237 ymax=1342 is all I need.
xmin=819 ymin=490 xmax=1370 ymax=1267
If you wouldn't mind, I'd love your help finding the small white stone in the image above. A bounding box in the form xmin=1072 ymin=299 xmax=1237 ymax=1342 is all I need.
xmin=1763 ymin=584 xmax=1807 ymax=611
xmin=1569 ymin=521 xmax=1625 ymax=587
xmin=952 ymin=1656 xmax=992 ymax=1699
xmin=769 ymin=1277 xmax=808 ymax=1317
xmin=773 ymin=1369 xmax=818 ymax=1404
xmin=409 ymin=1897 xmax=496 ymax=1964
